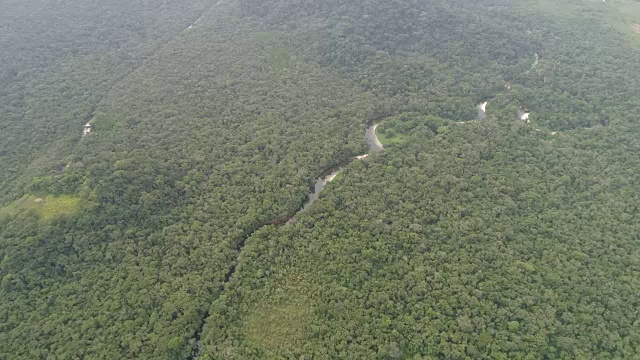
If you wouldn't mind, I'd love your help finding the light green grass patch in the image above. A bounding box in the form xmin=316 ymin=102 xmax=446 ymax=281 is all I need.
xmin=40 ymin=195 xmax=81 ymax=222
xmin=376 ymin=128 xmax=410 ymax=146
xmin=255 ymin=32 xmax=275 ymax=42
xmin=244 ymin=274 xmax=312 ymax=355
xmin=0 ymin=194 xmax=81 ymax=223
xmin=376 ymin=112 xmax=444 ymax=146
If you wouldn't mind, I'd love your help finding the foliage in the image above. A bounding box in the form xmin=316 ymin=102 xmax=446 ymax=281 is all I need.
xmin=0 ymin=194 xmax=81 ymax=223
xmin=377 ymin=113 xmax=446 ymax=147
xmin=201 ymin=119 xmax=640 ymax=359
xmin=2 ymin=0 xmax=640 ymax=359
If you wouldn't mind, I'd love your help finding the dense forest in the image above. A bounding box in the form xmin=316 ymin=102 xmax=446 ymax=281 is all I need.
xmin=1 ymin=0 xmax=640 ymax=359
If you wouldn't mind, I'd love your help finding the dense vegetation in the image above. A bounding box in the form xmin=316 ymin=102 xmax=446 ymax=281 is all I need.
xmin=1 ymin=0 xmax=640 ymax=359
xmin=202 ymin=115 xmax=640 ymax=359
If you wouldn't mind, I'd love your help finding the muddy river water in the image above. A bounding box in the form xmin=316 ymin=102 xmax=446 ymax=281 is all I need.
xmin=287 ymin=122 xmax=384 ymax=222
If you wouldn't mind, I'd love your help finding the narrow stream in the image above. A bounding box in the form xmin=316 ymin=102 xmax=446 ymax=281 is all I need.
xmin=287 ymin=121 xmax=384 ymax=223
xmin=289 ymin=166 xmax=343 ymax=220
xmin=191 ymin=121 xmax=384 ymax=358
xmin=366 ymin=123 xmax=384 ymax=152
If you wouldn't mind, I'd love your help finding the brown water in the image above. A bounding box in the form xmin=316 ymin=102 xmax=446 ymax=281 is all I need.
xmin=290 ymin=166 xmax=344 ymax=219
xmin=287 ymin=122 xmax=383 ymax=223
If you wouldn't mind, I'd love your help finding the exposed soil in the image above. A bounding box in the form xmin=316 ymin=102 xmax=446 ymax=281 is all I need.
xmin=633 ymin=24 xmax=640 ymax=34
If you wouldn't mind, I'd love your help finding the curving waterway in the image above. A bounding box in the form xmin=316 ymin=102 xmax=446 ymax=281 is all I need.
xmin=191 ymin=121 xmax=383 ymax=358
xmin=366 ymin=123 xmax=384 ymax=152
xmin=287 ymin=121 xmax=384 ymax=223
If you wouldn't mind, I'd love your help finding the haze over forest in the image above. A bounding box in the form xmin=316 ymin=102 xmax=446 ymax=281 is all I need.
xmin=2 ymin=0 xmax=640 ymax=359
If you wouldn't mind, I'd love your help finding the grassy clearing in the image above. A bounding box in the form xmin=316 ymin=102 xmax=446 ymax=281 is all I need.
xmin=244 ymin=274 xmax=312 ymax=355
xmin=0 ymin=195 xmax=41 ymax=221
xmin=376 ymin=130 xmax=410 ymax=146
xmin=0 ymin=194 xmax=81 ymax=223
xmin=255 ymin=32 xmax=275 ymax=42
xmin=41 ymin=195 xmax=81 ymax=222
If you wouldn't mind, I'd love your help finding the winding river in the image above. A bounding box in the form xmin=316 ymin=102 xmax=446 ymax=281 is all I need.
xmin=366 ymin=123 xmax=384 ymax=152
xmin=287 ymin=122 xmax=384 ymax=223
xmin=191 ymin=121 xmax=383 ymax=358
